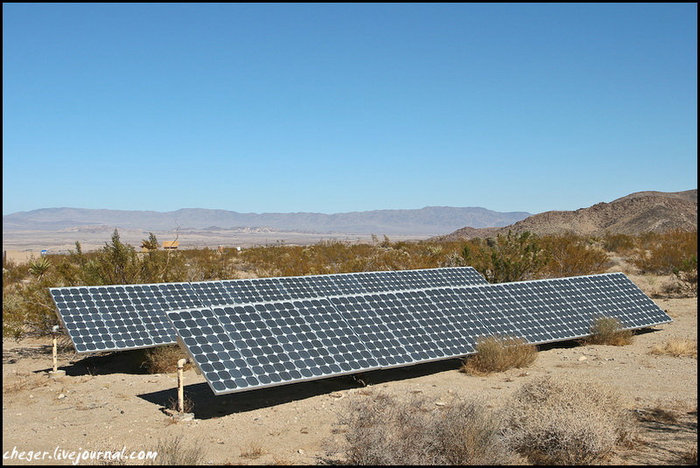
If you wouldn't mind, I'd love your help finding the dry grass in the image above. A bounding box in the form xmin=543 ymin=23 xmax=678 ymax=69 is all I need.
xmin=460 ymin=336 xmax=537 ymax=375
xmin=140 ymin=345 xmax=192 ymax=373
xmin=148 ymin=435 xmax=205 ymax=465
xmin=584 ymin=317 xmax=634 ymax=346
xmin=650 ymin=339 xmax=697 ymax=358
xmin=166 ymin=393 xmax=195 ymax=414
xmin=3 ymin=371 xmax=50 ymax=394
xmin=503 ymin=375 xmax=635 ymax=465
xmin=329 ymin=392 xmax=515 ymax=465
xmin=239 ymin=443 xmax=265 ymax=460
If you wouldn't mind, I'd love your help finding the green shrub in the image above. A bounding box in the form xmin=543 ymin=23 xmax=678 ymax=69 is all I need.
xmin=539 ymin=234 xmax=610 ymax=277
xmin=459 ymin=231 xmax=547 ymax=283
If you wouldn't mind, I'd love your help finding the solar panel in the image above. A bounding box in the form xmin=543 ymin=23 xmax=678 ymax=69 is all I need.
xmin=52 ymin=268 xmax=669 ymax=370
xmin=52 ymin=267 xmax=486 ymax=353
xmin=189 ymin=267 xmax=488 ymax=304
xmin=168 ymin=272 xmax=671 ymax=395
xmin=167 ymin=299 xmax=380 ymax=394
xmin=49 ymin=282 xmax=200 ymax=352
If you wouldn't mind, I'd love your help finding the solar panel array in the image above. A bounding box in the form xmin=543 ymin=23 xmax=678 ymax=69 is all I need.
xmin=166 ymin=272 xmax=672 ymax=395
xmin=50 ymin=267 xmax=488 ymax=353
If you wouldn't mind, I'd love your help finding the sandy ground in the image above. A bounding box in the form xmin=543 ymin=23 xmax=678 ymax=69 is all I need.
xmin=2 ymin=279 xmax=697 ymax=465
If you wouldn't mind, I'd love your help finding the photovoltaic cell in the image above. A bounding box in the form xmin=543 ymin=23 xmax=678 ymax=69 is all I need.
xmin=49 ymin=283 xmax=196 ymax=352
xmin=420 ymin=287 xmax=492 ymax=354
xmin=189 ymin=281 xmax=234 ymax=306
xmin=438 ymin=267 xmax=490 ymax=286
xmin=546 ymin=277 xmax=602 ymax=336
xmin=167 ymin=299 xmax=379 ymax=394
xmin=393 ymin=289 xmax=475 ymax=358
xmin=328 ymin=295 xmax=416 ymax=366
xmin=606 ymin=272 xmax=671 ymax=325
xmin=187 ymin=267 xmax=487 ymax=305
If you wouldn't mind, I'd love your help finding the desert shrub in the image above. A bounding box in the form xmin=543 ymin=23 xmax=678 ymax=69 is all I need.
xmin=633 ymin=230 xmax=697 ymax=280
xmin=503 ymin=375 xmax=634 ymax=464
xmin=149 ymin=435 xmax=205 ymax=465
xmin=539 ymin=234 xmax=610 ymax=277
xmin=2 ymin=232 xmax=192 ymax=338
xmin=239 ymin=443 xmax=265 ymax=460
xmin=584 ymin=317 xmax=633 ymax=346
xmin=2 ymin=258 xmax=31 ymax=285
xmin=459 ymin=231 xmax=547 ymax=283
xmin=650 ymin=339 xmax=697 ymax=358
xmin=182 ymin=247 xmax=229 ymax=281
xmin=2 ymin=279 xmax=58 ymax=338
xmin=140 ymin=345 xmax=193 ymax=373
xmin=461 ymin=336 xmax=537 ymax=375
xmin=602 ymin=233 xmax=637 ymax=253
xmin=331 ymin=393 xmax=514 ymax=465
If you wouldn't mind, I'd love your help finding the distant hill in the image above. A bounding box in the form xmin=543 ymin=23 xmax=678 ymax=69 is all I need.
xmin=436 ymin=189 xmax=697 ymax=240
xmin=2 ymin=206 xmax=531 ymax=236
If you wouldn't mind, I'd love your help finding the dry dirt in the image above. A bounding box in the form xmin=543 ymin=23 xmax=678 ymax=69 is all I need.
xmin=2 ymin=229 xmax=425 ymax=256
xmin=2 ymin=279 xmax=697 ymax=465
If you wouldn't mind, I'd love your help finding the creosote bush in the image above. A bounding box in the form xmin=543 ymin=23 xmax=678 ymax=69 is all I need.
xmin=584 ymin=317 xmax=633 ymax=346
xmin=331 ymin=393 xmax=514 ymax=465
xmin=461 ymin=336 xmax=537 ymax=375
xmin=633 ymin=230 xmax=697 ymax=285
xmin=503 ymin=375 xmax=634 ymax=465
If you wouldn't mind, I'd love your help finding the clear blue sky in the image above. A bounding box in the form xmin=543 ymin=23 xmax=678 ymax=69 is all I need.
xmin=3 ymin=3 xmax=697 ymax=215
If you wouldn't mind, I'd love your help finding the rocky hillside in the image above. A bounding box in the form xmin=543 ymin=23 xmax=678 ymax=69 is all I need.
xmin=437 ymin=189 xmax=697 ymax=240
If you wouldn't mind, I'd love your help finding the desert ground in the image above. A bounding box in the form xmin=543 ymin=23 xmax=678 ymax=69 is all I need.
xmin=2 ymin=272 xmax=697 ymax=465
xmin=2 ymin=228 xmax=425 ymax=258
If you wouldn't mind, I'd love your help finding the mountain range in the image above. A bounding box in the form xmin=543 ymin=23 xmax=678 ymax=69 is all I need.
xmin=2 ymin=206 xmax=531 ymax=236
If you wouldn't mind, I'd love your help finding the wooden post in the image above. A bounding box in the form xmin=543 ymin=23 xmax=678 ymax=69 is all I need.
xmin=52 ymin=325 xmax=58 ymax=373
xmin=48 ymin=325 xmax=65 ymax=377
xmin=177 ymin=358 xmax=187 ymax=413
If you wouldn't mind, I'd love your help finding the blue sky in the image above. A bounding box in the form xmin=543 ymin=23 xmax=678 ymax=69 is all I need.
xmin=3 ymin=3 xmax=697 ymax=215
